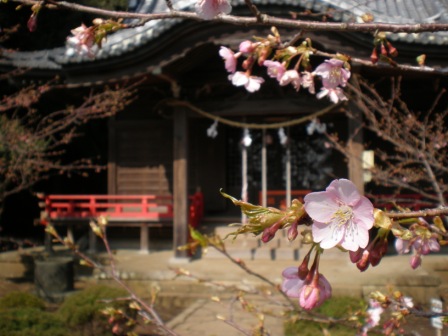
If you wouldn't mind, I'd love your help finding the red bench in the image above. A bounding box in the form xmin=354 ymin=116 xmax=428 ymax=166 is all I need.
xmin=37 ymin=192 xmax=204 ymax=253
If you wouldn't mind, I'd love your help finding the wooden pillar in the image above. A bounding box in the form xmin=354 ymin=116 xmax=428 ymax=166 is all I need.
xmin=108 ymin=116 xmax=117 ymax=194
xmin=140 ymin=224 xmax=149 ymax=254
xmin=241 ymin=141 xmax=248 ymax=224
xmin=261 ymin=129 xmax=267 ymax=207
xmin=347 ymin=104 xmax=364 ymax=194
xmin=173 ymin=109 xmax=189 ymax=259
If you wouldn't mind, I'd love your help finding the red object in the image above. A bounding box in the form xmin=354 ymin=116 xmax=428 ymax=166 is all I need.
xmin=37 ymin=193 xmax=203 ymax=227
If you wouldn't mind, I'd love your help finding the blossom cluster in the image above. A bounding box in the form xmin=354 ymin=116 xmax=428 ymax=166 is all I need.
xmin=218 ymin=28 xmax=351 ymax=103
xmin=395 ymin=218 xmax=440 ymax=269
xmin=263 ymin=178 xmax=444 ymax=334
xmin=66 ymin=19 xmax=124 ymax=57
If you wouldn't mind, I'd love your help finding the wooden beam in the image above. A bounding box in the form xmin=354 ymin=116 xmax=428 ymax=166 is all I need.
xmin=108 ymin=116 xmax=117 ymax=194
xmin=347 ymin=104 xmax=365 ymax=194
xmin=173 ymin=108 xmax=189 ymax=259
xmin=140 ymin=224 xmax=149 ymax=254
xmin=261 ymin=130 xmax=267 ymax=207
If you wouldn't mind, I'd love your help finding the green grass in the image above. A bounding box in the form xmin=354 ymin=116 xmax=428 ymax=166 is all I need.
xmin=284 ymin=296 xmax=369 ymax=336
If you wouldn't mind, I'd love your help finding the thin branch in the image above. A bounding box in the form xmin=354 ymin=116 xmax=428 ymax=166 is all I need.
xmin=384 ymin=206 xmax=448 ymax=219
xmin=10 ymin=0 xmax=448 ymax=34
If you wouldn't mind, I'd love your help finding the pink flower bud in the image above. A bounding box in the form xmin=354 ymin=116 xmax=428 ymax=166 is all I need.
xmin=370 ymin=47 xmax=378 ymax=64
xmin=410 ymin=255 xmax=421 ymax=269
xmin=287 ymin=221 xmax=298 ymax=241
xmin=27 ymin=14 xmax=38 ymax=32
xmin=356 ymin=250 xmax=370 ymax=272
xmin=349 ymin=248 xmax=364 ymax=263
xmin=239 ymin=40 xmax=254 ymax=53
xmin=386 ymin=41 xmax=398 ymax=57
xmin=261 ymin=222 xmax=281 ymax=243
xmin=242 ymin=56 xmax=254 ymax=70
xmin=299 ymin=274 xmax=332 ymax=310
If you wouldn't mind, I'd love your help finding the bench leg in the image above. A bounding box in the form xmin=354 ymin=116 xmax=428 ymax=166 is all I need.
xmin=140 ymin=224 xmax=149 ymax=254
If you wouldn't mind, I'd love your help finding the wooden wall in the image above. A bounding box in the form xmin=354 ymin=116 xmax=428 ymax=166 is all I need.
xmin=108 ymin=120 xmax=173 ymax=195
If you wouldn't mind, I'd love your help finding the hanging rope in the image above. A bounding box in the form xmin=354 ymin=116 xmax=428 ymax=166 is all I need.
xmin=163 ymin=99 xmax=343 ymax=129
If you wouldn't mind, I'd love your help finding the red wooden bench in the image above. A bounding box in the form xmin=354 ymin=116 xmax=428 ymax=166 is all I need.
xmin=37 ymin=192 xmax=204 ymax=253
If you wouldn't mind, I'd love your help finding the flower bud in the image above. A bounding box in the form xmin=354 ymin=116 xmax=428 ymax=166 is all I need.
xmin=416 ymin=54 xmax=426 ymax=66
xmin=380 ymin=43 xmax=388 ymax=56
xmin=361 ymin=13 xmax=374 ymax=23
xmin=242 ymin=56 xmax=254 ymax=70
xmin=261 ymin=221 xmax=281 ymax=243
xmin=386 ymin=41 xmax=398 ymax=57
xmin=349 ymin=248 xmax=363 ymax=263
xmin=410 ymin=254 xmax=421 ymax=269
xmin=27 ymin=14 xmax=38 ymax=32
xmin=287 ymin=221 xmax=298 ymax=241
xmin=356 ymin=250 xmax=370 ymax=272
xmin=370 ymin=47 xmax=378 ymax=64
xmin=239 ymin=40 xmax=255 ymax=53
xmin=370 ymin=291 xmax=388 ymax=303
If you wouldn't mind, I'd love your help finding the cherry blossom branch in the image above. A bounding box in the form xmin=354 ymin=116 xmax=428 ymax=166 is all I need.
xmin=384 ymin=206 xmax=448 ymax=219
xmin=207 ymin=242 xmax=297 ymax=307
xmin=12 ymin=0 xmax=448 ymax=34
xmin=46 ymin=223 xmax=180 ymax=336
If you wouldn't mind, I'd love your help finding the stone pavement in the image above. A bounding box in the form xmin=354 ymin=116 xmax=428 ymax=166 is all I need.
xmin=2 ymin=239 xmax=448 ymax=336
xmin=94 ymin=246 xmax=448 ymax=336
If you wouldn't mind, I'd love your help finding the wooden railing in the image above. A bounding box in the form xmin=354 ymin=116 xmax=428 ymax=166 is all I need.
xmin=38 ymin=192 xmax=204 ymax=227
xmin=37 ymin=192 xmax=204 ymax=253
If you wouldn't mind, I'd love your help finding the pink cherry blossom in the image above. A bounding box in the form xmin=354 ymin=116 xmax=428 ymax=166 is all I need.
xmin=280 ymin=70 xmax=301 ymax=91
xmin=313 ymin=59 xmax=351 ymax=89
xmin=414 ymin=236 xmax=440 ymax=255
xmin=301 ymin=71 xmax=316 ymax=94
xmin=316 ymin=87 xmax=348 ymax=104
xmin=395 ymin=224 xmax=440 ymax=269
xmin=263 ymin=60 xmax=286 ymax=81
xmin=394 ymin=237 xmax=411 ymax=254
xmin=239 ymin=40 xmax=255 ymax=53
xmin=281 ymin=267 xmax=305 ymax=298
xmin=219 ymin=46 xmax=237 ymax=73
xmin=299 ymin=274 xmax=332 ymax=310
xmin=304 ymin=179 xmax=374 ymax=251
xmin=66 ymin=24 xmax=96 ymax=57
xmin=281 ymin=267 xmax=331 ymax=310
xmin=195 ymin=0 xmax=232 ymax=20
xmin=229 ymin=72 xmax=264 ymax=92
xmin=361 ymin=300 xmax=384 ymax=336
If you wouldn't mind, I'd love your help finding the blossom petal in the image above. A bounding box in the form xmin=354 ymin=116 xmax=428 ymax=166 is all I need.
xmin=340 ymin=220 xmax=370 ymax=251
xmin=353 ymin=197 xmax=374 ymax=230
xmin=312 ymin=221 xmax=344 ymax=249
xmin=282 ymin=266 xmax=299 ymax=279
xmin=245 ymin=76 xmax=264 ymax=92
xmin=281 ymin=267 xmax=304 ymax=298
xmin=327 ymin=179 xmax=361 ymax=206
xmin=230 ymin=72 xmax=248 ymax=87
xmin=304 ymin=191 xmax=339 ymax=223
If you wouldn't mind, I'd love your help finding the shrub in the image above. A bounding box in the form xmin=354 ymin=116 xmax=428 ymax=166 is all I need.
xmin=0 ymin=307 xmax=67 ymax=336
xmin=0 ymin=291 xmax=46 ymax=310
xmin=57 ymin=284 xmax=133 ymax=336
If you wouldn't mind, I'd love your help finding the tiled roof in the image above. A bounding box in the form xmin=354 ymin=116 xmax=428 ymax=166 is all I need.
xmin=1 ymin=0 xmax=447 ymax=69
